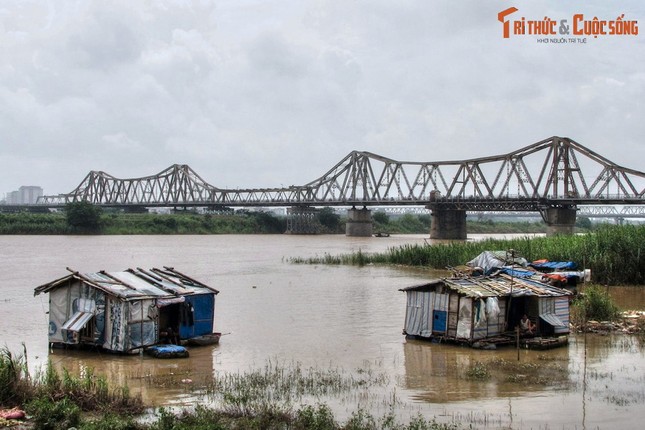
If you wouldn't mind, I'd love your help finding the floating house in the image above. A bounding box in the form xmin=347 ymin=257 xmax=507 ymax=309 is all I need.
xmin=400 ymin=273 xmax=573 ymax=348
xmin=34 ymin=267 xmax=219 ymax=354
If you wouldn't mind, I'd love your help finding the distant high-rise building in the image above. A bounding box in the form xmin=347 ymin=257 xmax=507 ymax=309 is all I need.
xmin=5 ymin=191 xmax=20 ymax=204
xmin=19 ymin=186 xmax=43 ymax=204
xmin=3 ymin=186 xmax=43 ymax=204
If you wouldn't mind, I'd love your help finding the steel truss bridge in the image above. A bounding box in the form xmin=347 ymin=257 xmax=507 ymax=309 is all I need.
xmin=379 ymin=206 xmax=645 ymax=219
xmin=29 ymin=136 xmax=645 ymax=215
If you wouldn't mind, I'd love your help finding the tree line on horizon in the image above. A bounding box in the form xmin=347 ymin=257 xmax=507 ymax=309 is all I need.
xmin=0 ymin=201 xmax=612 ymax=235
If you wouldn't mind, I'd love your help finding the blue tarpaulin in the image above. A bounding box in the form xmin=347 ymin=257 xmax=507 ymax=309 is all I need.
xmin=530 ymin=261 xmax=577 ymax=270
xmin=500 ymin=268 xmax=535 ymax=278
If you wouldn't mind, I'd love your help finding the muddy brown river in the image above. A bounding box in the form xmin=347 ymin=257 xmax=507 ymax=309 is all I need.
xmin=1 ymin=234 xmax=643 ymax=429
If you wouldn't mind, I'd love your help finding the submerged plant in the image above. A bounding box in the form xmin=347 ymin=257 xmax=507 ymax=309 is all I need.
xmin=205 ymin=359 xmax=389 ymax=416
xmin=465 ymin=361 xmax=490 ymax=381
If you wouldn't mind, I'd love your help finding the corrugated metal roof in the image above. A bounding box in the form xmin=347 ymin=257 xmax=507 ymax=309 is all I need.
xmin=400 ymin=273 xmax=572 ymax=298
xmin=34 ymin=266 xmax=218 ymax=300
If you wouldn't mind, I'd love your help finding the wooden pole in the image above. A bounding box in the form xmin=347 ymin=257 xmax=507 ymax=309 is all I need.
xmin=516 ymin=326 xmax=520 ymax=361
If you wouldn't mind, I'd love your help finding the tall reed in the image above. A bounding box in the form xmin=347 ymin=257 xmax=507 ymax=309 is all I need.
xmin=292 ymin=225 xmax=645 ymax=285
xmin=0 ymin=346 xmax=32 ymax=405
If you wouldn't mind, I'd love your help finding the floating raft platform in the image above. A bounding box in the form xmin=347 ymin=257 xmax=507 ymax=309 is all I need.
xmin=470 ymin=334 xmax=569 ymax=350
xmin=520 ymin=335 xmax=569 ymax=350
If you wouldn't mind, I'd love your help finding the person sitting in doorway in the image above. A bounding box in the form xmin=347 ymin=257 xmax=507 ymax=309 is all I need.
xmin=161 ymin=326 xmax=179 ymax=344
xmin=520 ymin=314 xmax=536 ymax=335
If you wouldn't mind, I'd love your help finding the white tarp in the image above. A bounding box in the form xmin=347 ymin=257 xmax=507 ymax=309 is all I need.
xmin=474 ymin=299 xmax=487 ymax=328
xmin=456 ymin=300 xmax=472 ymax=339
xmin=466 ymin=251 xmax=528 ymax=274
xmin=486 ymin=297 xmax=500 ymax=320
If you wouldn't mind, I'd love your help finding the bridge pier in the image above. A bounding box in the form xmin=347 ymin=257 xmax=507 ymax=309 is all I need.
xmin=429 ymin=208 xmax=467 ymax=240
xmin=543 ymin=207 xmax=577 ymax=236
xmin=285 ymin=206 xmax=321 ymax=234
xmin=345 ymin=207 xmax=373 ymax=237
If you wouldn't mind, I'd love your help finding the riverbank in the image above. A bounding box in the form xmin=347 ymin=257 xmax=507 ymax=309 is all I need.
xmin=0 ymin=348 xmax=458 ymax=430
xmin=4 ymin=317 xmax=644 ymax=430
xmin=4 ymin=319 xmax=643 ymax=430
xmin=574 ymin=310 xmax=645 ymax=334
xmin=0 ymin=208 xmax=598 ymax=235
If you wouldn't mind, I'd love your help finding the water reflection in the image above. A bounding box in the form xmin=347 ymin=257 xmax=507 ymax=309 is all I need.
xmin=399 ymin=333 xmax=645 ymax=429
xmin=402 ymin=340 xmax=563 ymax=403
xmin=47 ymin=343 xmax=221 ymax=406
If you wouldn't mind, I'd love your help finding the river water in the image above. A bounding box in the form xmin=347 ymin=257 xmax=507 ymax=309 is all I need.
xmin=1 ymin=234 xmax=643 ymax=429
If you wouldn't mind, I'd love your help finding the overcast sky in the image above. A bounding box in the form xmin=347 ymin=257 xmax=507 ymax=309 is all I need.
xmin=1 ymin=0 xmax=644 ymax=197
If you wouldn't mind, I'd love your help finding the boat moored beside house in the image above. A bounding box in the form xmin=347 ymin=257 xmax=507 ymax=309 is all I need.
xmin=34 ymin=266 xmax=219 ymax=354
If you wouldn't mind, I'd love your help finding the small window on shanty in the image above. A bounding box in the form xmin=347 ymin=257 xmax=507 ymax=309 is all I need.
xmin=79 ymin=318 xmax=96 ymax=342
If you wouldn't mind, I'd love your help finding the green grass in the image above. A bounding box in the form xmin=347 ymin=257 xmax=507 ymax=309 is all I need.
xmin=0 ymin=211 xmax=287 ymax=235
xmin=292 ymin=224 xmax=645 ymax=285
xmin=2 ymin=350 xmax=462 ymax=430
xmin=0 ymin=345 xmax=143 ymax=414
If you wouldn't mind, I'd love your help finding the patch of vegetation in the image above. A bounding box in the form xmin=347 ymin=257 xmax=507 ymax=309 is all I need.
xmin=27 ymin=396 xmax=81 ymax=430
xmin=204 ymin=359 xmax=389 ymax=415
xmin=292 ymin=224 xmax=645 ymax=285
xmin=0 ymin=346 xmax=31 ymax=406
xmin=465 ymin=362 xmax=490 ymax=381
xmin=0 ymin=206 xmax=603 ymax=236
xmin=317 ymin=207 xmax=343 ymax=234
xmin=571 ymin=285 xmax=622 ymax=323
xmin=0 ymin=209 xmax=289 ymax=235
xmin=464 ymin=356 xmax=568 ymax=387
xmin=0 ymin=212 xmax=68 ymax=234
xmin=0 ymin=346 xmax=144 ymax=415
xmin=2 ymin=349 xmax=462 ymax=430
xmin=66 ymin=201 xmax=103 ymax=233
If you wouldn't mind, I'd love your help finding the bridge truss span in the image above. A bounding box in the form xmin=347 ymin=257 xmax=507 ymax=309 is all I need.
xmin=36 ymin=136 xmax=644 ymax=210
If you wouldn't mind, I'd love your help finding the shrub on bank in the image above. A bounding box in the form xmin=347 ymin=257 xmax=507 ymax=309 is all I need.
xmin=27 ymin=397 xmax=81 ymax=430
xmin=571 ymin=285 xmax=622 ymax=323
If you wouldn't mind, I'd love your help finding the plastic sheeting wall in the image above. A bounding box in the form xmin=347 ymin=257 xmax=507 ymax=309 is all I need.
xmin=405 ymin=291 xmax=508 ymax=341
xmin=126 ymin=300 xmax=157 ymax=351
xmin=47 ymin=281 xmax=105 ymax=345
xmin=456 ymin=297 xmax=506 ymax=341
xmin=403 ymin=291 xmax=450 ymax=337
xmin=404 ymin=291 xmax=434 ymax=337
xmin=456 ymin=299 xmax=472 ymax=339
xmin=48 ymin=288 xmax=70 ymax=344
xmin=102 ymin=299 xmax=157 ymax=352
xmin=472 ymin=297 xmax=506 ymax=340
xmin=104 ymin=299 xmax=124 ymax=351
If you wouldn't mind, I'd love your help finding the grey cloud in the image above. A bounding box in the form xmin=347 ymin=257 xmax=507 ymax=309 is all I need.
xmin=0 ymin=0 xmax=643 ymax=196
